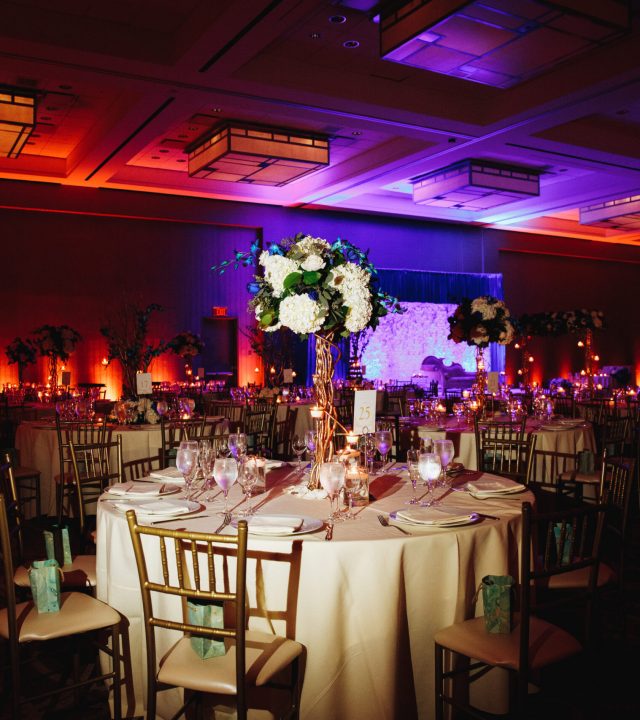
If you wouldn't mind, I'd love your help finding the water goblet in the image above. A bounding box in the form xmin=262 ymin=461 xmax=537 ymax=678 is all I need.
xmin=238 ymin=456 xmax=259 ymax=516
xmin=433 ymin=438 xmax=455 ymax=491
xmin=291 ymin=435 xmax=307 ymax=475
xmin=213 ymin=457 xmax=238 ymax=515
xmin=176 ymin=447 xmax=197 ymax=500
xmin=156 ymin=400 xmax=168 ymax=418
xmin=374 ymin=430 xmax=392 ymax=472
xmin=228 ymin=432 xmax=247 ymax=460
xmin=406 ymin=449 xmax=421 ymax=505
xmin=318 ymin=461 xmax=346 ymax=522
xmin=418 ymin=452 xmax=441 ymax=506
xmin=304 ymin=430 xmax=318 ymax=462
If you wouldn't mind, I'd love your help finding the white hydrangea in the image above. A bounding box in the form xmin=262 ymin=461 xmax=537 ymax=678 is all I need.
xmin=345 ymin=301 xmax=372 ymax=333
xmin=327 ymin=262 xmax=370 ymax=302
xmin=294 ymin=235 xmax=331 ymax=256
xmin=279 ymin=294 xmax=326 ymax=334
xmin=498 ymin=321 xmax=515 ymax=345
xmin=260 ymin=254 xmax=300 ymax=298
xmin=301 ymin=254 xmax=325 ymax=272
xmin=471 ymin=297 xmax=496 ymax=319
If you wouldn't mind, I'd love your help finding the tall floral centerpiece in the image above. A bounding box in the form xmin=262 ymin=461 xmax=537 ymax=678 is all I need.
xmin=31 ymin=325 xmax=82 ymax=393
xmin=100 ymin=303 xmax=167 ymax=399
xmin=167 ymin=331 xmax=204 ymax=378
xmin=448 ymin=296 xmax=515 ymax=409
xmin=5 ymin=337 xmax=37 ymax=385
xmin=213 ymin=233 xmax=402 ymax=488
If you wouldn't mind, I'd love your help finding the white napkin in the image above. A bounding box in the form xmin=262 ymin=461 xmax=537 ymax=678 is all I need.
xmin=283 ymin=484 xmax=327 ymax=500
xmin=246 ymin=515 xmax=304 ymax=535
xmin=148 ymin=467 xmax=185 ymax=484
xmin=395 ymin=507 xmax=474 ymax=526
xmin=465 ymin=477 xmax=525 ymax=498
xmin=106 ymin=482 xmax=169 ymax=496
xmin=114 ymin=498 xmax=194 ymax=516
xmin=265 ymin=460 xmax=285 ymax=471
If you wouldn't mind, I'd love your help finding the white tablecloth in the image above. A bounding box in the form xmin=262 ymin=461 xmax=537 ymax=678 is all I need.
xmin=96 ymin=466 xmax=530 ymax=719
xmin=412 ymin=418 xmax=595 ymax=479
xmin=15 ymin=422 xmax=163 ymax=516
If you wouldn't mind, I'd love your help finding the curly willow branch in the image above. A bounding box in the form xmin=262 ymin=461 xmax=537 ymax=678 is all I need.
xmin=308 ymin=332 xmax=342 ymax=490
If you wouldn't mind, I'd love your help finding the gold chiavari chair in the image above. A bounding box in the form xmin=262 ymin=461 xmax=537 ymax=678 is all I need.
xmin=435 ymin=501 xmax=607 ymax=720
xmin=125 ymin=510 xmax=304 ymax=720
xmin=0 ymin=493 xmax=122 ymax=720
xmin=159 ymin=416 xmax=206 ymax=468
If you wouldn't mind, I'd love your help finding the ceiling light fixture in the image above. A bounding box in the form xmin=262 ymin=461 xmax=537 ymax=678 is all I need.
xmin=411 ymin=159 xmax=540 ymax=210
xmin=187 ymin=121 xmax=330 ymax=186
xmin=579 ymin=194 xmax=640 ymax=230
xmin=0 ymin=87 xmax=36 ymax=158
xmin=380 ymin=0 xmax=629 ymax=88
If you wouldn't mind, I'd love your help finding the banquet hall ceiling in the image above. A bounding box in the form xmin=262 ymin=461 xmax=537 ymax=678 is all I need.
xmin=1 ymin=0 xmax=640 ymax=244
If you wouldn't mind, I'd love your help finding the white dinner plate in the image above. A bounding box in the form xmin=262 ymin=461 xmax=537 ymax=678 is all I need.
xmin=113 ymin=498 xmax=202 ymax=517
xmin=105 ymin=482 xmax=180 ymax=498
xmin=230 ymin=514 xmax=323 ymax=536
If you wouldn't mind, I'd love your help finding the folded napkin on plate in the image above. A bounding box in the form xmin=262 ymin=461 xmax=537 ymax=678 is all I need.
xmin=246 ymin=516 xmax=303 ymax=535
xmin=149 ymin=467 xmax=185 ymax=484
xmin=465 ymin=477 xmax=525 ymax=497
xmin=107 ymin=482 xmax=168 ymax=496
xmin=114 ymin=498 xmax=193 ymax=516
xmin=395 ymin=507 xmax=473 ymax=526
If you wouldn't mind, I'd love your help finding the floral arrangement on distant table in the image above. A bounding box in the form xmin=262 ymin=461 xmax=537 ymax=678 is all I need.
xmin=112 ymin=397 xmax=160 ymax=425
xmin=447 ymin=296 xmax=516 ymax=348
xmin=517 ymin=308 xmax=605 ymax=337
xmin=167 ymin=331 xmax=204 ymax=357
xmin=31 ymin=324 xmax=82 ymax=388
xmin=5 ymin=337 xmax=37 ymax=383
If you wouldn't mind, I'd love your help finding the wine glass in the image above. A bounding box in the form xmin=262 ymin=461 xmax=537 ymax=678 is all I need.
xmin=418 ymin=452 xmax=441 ymax=507
xmin=374 ymin=430 xmax=392 ymax=472
xmin=213 ymin=457 xmax=238 ymax=515
xmin=343 ymin=467 xmax=365 ymax=519
xmin=156 ymin=400 xmax=168 ymax=418
xmin=176 ymin=447 xmax=197 ymax=500
xmin=433 ymin=439 xmax=455 ymax=491
xmin=291 ymin=435 xmax=307 ymax=474
xmin=318 ymin=461 xmax=345 ymax=522
xmin=406 ymin=449 xmax=421 ymax=505
xmin=304 ymin=430 xmax=317 ymax=462
xmin=238 ymin=456 xmax=259 ymax=516
xmin=228 ymin=432 xmax=247 ymax=460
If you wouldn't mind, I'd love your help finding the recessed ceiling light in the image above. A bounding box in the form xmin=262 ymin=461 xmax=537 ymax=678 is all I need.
xmin=176 ymin=159 xmax=186 ymax=163
xmin=151 ymin=155 xmax=160 ymax=159
xmin=310 ymin=32 xmax=321 ymax=39
xmin=211 ymin=107 xmax=222 ymax=113
xmin=343 ymin=40 xmax=359 ymax=48
xmin=159 ymin=149 xmax=169 ymax=153
xmin=329 ymin=15 xmax=346 ymax=24
xmin=352 ymin=130 xmax=362 ymax=136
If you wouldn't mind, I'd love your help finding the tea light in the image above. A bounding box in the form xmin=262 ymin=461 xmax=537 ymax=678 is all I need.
xmin=462 ymin=390 xmax=470 ymax=399
xmin=436 ymin=402 xmax=446 ymax=414
xmin=346 ymin=432 xmax=359 ymax=446
xmin=310 ymin=406 xmax=323 ymax=419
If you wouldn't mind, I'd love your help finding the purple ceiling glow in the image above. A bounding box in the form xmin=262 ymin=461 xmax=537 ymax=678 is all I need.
xmin=380 ymin=0 xmax=629 ymax=88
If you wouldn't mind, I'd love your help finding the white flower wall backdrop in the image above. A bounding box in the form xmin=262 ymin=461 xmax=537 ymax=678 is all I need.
xmin=361 ymin=302 xmax=490 ymax=381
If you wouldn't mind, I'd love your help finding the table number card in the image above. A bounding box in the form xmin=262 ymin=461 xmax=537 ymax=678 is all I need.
xmin=60 ymin=371 xmax=71 ymax=386
xmin=353 ymin=390 xmax=377 ymax=435
xmin=197 ymin=367 xmax=205 ymax=379
xmin=136 ymin=372 xmax=153 ymax=396
xmin=283 ymin=368 xmax=294 ymax=383
xmin=487 ymin=372 xmax=500 ymax=394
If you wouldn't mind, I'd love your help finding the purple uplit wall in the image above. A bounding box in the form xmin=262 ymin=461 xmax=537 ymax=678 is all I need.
xmin=1 ymin=181 xmax=640 ymax=389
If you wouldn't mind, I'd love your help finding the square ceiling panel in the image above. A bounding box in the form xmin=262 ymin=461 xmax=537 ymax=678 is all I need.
xmin=580 ymin=195 xmax=640 ymax=230
xmin=380 ymin=0 xmax=629 ymax=88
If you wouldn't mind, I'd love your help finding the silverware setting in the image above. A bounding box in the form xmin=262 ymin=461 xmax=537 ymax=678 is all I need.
xmin=377 ymin=514 xmax=411 ymax=535
xmin=214 ymin=512 xmax=233 ymax=534
xmin=324 ymin=520 xmax=334 ymax=541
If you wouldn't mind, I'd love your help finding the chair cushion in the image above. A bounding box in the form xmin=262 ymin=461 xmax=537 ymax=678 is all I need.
xmin=0 ymin=592 xmax=119 ymax=642
xmin=434 ymin=615 xmax=582 ymax=671
xmin=14 ymin=554 xmax=96 ymax=589
xmin=157 ymin=630 xmax=303 ymax=693
xmin=546 ymin=562 xmax=616 ymax=589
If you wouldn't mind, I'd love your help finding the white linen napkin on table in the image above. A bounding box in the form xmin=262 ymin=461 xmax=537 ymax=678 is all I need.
xmin=395 ymin=507 xmax=474 ymax=526
xmin=114 ymin=498 xmax=194 ymax=516
xmin=148 ymin=467 xmax=185 ymax=484
xmin=465 ymin=477 xmax=525 ymax=499
xmin=245 ymin=515 xmax=304 ymax=535
xmin=107 ymin=482 xmax=169 ymax=496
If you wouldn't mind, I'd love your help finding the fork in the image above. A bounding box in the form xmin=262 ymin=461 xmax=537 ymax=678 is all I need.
xmin=377 ymin=514 xmax=411 ymax=535
xmin=214 ymin=512 xmax=233 ymax=534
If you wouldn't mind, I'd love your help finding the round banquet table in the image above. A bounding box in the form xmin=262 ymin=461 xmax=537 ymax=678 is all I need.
xmin=96 ymin=465 xmax=532 ymax=720
xmin=411 ymin=417 xmax=595 ymax=479
xmin=15 ymin=421 xmax=164 ymax=516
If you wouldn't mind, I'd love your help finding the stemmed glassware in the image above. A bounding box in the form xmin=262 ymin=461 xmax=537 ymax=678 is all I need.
xmin=304 ymin=430 xmax=317 ymax=464
xmin=318 ymin=461 xmax=345 ymax=522
xmin=156 ymin=400 xmax=168 ymax=418
xmin=418 ymin=452 xmax=441 ymax=506
xmin=406 ymin=449 xmax=421 ymax=505
xmin=433 ymin=439 xmax=455 ymax=495
xmin=199 ymin=440 xmax=217 ymax=501
xmin=176 ymin=445 xmax=198 ymax=500
xmin=238 ymin=456 xmax=259 ymax=516
xmin=291 ymin=435 xmax=307 ymax=475
xmin=228 ymin=432 xmax=247 ymax=460
xmin=213 ymin=457 xmax=238 ymax=515
xmin=374 ymin=430 xmax=392 ymax=472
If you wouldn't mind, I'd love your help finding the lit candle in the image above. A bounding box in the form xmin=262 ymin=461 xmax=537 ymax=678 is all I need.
xmin=310 ymin=406 xmax=323 ymax=419
xmin=346 ymin=432 xmax=359 ymax=446
xmin=462 ymin=390 xmax=470 ymax=399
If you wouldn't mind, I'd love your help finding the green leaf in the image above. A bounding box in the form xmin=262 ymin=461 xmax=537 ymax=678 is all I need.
xmin=260 ymin=311 xmax=274 ymax=326
xmin=302 ymin=270 xmax=321 ymax=285
xmin=283 ymin=272 xmax=302 ymax=290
